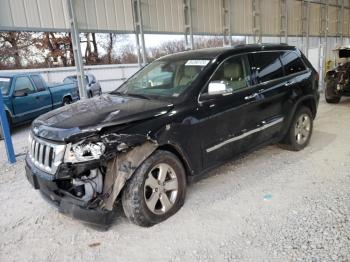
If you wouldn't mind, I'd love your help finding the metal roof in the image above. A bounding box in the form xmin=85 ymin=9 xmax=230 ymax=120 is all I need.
xmin=1 ymin=0 xmax=350 ymax=37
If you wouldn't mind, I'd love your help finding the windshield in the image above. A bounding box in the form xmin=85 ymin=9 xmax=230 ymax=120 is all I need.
xmin=115 ymin=59 xmax=210 ymax=99
xmin=0 ymin=77 xmax=12 ymax=96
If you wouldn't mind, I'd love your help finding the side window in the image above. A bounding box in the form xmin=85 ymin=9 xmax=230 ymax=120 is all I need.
xmin=280 ymin=51 xmax=306 ymax=75
xmin=31 ymin=75 xmax=45 ymax=91
xmin=210 ymin=55 xmax=250 ymax=91
xmin=14 ymin=77 xmax=36 ymax=94
xmin=249 ymin=52 xmax=283 ymax=83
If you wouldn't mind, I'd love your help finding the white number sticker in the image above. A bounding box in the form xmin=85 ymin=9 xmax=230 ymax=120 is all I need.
xmin=185 ymin=60 xmax=210 ymax=66
xmin=0 ymin=78 xmax=10 ymax=82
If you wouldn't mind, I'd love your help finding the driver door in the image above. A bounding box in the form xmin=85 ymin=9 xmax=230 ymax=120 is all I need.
xmin=12 ymin=76 xmax=41 ymax=122
xmin=197 ymin=55 xmax=263 ymax=169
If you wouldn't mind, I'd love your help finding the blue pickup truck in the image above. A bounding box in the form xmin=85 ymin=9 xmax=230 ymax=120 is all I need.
xmin=0 ymin=73 xmax=79 ymax=131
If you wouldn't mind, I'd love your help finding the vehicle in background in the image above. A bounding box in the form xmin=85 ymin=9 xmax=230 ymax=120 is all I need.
xmin=325 ymin=46 xmax=350 ymax=103
xmin=63 ymin=74 xmax=102 ymax=98
xmin=0 ymin=73 xmax=79 ymax=133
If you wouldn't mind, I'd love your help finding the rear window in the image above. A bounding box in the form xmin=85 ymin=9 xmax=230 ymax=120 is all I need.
xmin=249 ymin=52 xmax=284 ymax=83
xmin=280 ymin=51 xmax=306 ymax=75
xmin=31 ymin=75 xmax=46 ymax=91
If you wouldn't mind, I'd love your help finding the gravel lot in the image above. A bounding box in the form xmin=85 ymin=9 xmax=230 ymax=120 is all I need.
xmin=0 ymin=98 xmax=350 ymax=262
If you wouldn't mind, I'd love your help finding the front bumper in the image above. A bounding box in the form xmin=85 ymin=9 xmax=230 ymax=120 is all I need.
xmin=25 ymin=156 xmax=115 ymax=227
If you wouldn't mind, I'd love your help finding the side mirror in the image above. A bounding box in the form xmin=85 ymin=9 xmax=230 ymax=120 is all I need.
xmin=207 ymin=81 xmax=232 ymax=95
xmin=14 ymin=90 xmax=28 ymax=97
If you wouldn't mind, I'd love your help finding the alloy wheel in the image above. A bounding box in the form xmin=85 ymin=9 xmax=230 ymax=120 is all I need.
xmin=294 ymin=113 xmax=311 ymax=145
xmin=144 ymin=163 xmax=178 ymax=215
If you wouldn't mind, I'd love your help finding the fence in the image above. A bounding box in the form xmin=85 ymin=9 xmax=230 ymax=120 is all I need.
xmin=0 ymin=64 xmax=140 ymax=93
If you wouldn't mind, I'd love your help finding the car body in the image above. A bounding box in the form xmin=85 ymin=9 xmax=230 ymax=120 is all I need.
xmin=0 ymin=73 xmax=79 ymax=129
xmin=325 ymin=47 xmax=350 ymax=103
xmin=25 ymin=44 xmax=319 ymax=228
xmin=63 ymin=74 xmax=102 ymax=98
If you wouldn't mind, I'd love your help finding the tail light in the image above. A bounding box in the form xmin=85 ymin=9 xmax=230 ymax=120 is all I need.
xmin=315 ymin=72 xmax=319 ymax=81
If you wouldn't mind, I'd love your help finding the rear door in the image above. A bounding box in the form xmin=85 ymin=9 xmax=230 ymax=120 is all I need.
xmin=30 ymin=75 xmax=52 ymax=114
xmin=247 ymin=51 xmax=288 ymax=144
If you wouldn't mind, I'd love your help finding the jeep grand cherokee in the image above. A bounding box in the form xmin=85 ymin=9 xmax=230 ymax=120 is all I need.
xmin=25 ymin=44 xmax=319 ymax=227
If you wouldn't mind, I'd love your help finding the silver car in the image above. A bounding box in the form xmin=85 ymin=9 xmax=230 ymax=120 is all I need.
xmin=63 ymin=74 xmax=102 ymax=98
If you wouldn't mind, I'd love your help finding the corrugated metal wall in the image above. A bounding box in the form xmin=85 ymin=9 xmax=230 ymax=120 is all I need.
xmin=0 ymin=0 xmax=349 ymax=37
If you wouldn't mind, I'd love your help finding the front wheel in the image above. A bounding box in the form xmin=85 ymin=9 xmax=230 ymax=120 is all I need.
xmin=122 ymin=150 xmax=186 ymax=227
xmin=325 ymin=81 xmax=341 ymax=104
xmin=0 ymin=112 xmax=13 ymax=140
xmin=282 ymin=106 xmax=313 ymax=151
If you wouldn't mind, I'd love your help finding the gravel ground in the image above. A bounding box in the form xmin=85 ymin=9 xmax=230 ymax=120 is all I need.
xmin=0 ymin=98 xmax=350 ymax=262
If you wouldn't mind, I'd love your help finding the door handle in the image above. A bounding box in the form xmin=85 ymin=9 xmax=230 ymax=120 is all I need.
xmin=35 ymin=96 xmax=40 ymax=99
xmin=244 ymin=93 xmax=258 ymax=100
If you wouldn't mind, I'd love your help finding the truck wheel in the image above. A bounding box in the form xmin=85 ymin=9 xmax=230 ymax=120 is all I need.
xmin=63 ymin=97 xmax=72 ymax=106
xmin=325 ymin=82 xmax=341 ymax=104
xmin=282 ymin=106 xmax=313 ymax=151
xmin=0 ymin=112 xmax=12 ymax=140
xmin=122 ymin=150 xmax=186 ymax=227
xmin=325 ymin=96 xmax=341 ymax=104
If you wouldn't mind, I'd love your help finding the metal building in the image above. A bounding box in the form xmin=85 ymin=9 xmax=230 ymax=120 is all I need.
xmin=1 ymin=0 xmax=349 ymax=94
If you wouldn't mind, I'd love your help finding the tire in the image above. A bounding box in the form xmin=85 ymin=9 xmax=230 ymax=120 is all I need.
xmin=325 ymin=96 xmax=341 ymax=104
xmin=122 ymin=150 xmax=187 ymax=227
xmin=325 ymin=81 xmax=341 ymax=104
xmin=62 ymin=97 xmax=72 ymax=106
xmin=282 ymin=106 xmax=313 ymax=151
xmin=89 ymin=91 xmax=93 ymax=98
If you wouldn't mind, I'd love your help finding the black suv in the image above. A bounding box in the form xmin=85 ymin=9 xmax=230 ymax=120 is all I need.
xmin=25 ymin=44 xmax=319 ymax=227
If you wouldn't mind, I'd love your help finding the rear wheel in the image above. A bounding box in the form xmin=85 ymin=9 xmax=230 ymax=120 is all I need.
xmin=62 ymin=97 xmax=72 ymax=106
xmin=282 ymin=106 xmax=313 ymax=151
xmin=122 ymin=150 xmax=186 ymax=227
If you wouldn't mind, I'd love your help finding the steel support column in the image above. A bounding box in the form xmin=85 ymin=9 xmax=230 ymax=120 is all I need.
xmin=0 ymin=92 xmax=15 ymax=164
xmin=336 ymin=0 xmax=344 ymax=45
xmin=66 ymin=0 xmax=87 ymax=99
xmin=319 ymin=0 xmax=329 ymax=90
xmin=280 ymin=0 xmax=288 ymax=44
xmin=184 ymin=0 xmax=194 ymax=50
xmin=301 ymin=0 xmax=310 ymax=57
xmin=132 ymin=0 xmax=147 ymax=66
xmin=222 ymin=0 xmax=232 ymax=46
xmin=252 ymin=0 xmax=262 ymax=43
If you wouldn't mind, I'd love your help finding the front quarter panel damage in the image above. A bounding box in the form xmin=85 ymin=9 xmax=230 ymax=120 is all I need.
xmin=102 ymin=141 xmax=157 ymax=210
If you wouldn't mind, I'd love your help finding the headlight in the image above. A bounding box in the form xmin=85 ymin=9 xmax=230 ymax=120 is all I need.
xmin=65 ymin=141 xmax=106 ymax=162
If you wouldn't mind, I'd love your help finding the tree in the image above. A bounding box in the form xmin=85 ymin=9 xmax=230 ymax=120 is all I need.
xmin=0 ymin=32 xmax=34 ymax=69
xmin=148 ymin=40 xmax=185 ymax=60
xmin=35 ymin=32 xmax=73 ymax=67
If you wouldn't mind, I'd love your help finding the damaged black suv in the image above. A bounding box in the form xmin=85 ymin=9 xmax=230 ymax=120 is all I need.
xmin=26 ymin=44 xmax=319 ymax=227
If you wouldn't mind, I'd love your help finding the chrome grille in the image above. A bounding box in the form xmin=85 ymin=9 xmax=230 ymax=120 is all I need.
xmin=28 ymin=133 xmax=66 ymax=174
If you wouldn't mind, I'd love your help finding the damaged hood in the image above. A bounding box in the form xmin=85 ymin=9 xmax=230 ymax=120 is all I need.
xmin=32 ymin=94 xmax=173 ymax=141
